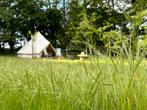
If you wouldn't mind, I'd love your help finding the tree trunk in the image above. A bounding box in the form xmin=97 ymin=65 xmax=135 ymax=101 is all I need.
xmin=131 ymin=0 xmax=136 ymax=4
xmin=9 ymin=40 xmax=15 ymax=52
xmin=0 ymin=42 xmax=1 ymax=50
xmin=111 ymin=0 xmax=114 ymax=10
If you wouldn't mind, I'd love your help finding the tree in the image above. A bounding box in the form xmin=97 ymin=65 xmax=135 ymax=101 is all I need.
xmin=65 ymin=0 xmax=126 ymax=54
xmin=64 ymin=0 xmax=84 ymax=52
xmin=0 ymin=0 xmax=64 ymax=51
xmin=0 ymin=0 xmax=18 ymax=52
xmin=45 ymin=9 xmax=64 ymax=47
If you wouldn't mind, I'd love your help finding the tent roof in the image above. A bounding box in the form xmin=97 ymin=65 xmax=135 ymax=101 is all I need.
xmin=17 ymin=32 xmax=50 ymax=54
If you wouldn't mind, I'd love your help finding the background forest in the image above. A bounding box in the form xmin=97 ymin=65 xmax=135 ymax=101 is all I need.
xmin=0 ymin=0 xmax=147 ymax=57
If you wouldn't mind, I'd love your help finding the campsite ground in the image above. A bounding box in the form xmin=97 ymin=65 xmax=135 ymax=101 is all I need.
xmin=0 ymin=56 xmax=147 ymax=110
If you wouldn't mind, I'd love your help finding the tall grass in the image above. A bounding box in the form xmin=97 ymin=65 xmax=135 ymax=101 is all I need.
xmin=0 ymin=56 xmax=147 ymax=110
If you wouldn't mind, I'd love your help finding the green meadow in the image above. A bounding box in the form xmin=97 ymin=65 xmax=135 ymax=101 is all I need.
xmin=0 ymin=56 xmax=147 ymax=110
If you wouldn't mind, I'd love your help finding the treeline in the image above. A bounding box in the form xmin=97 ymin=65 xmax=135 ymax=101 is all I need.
xmin=0 ymin=0 xmax=146 ymax=56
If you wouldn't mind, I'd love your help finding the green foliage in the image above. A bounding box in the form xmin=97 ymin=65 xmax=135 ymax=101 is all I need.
xmin=46 ymin=9 xmax=64 ymax=47
xmin=0 ymin=0 xmax=146 ymax=56
xmin=131 ymin=0 xmax=147 ymax=12
xmin=103 ymin=31 xmax=129 ymax=56
xmin=124 ymin=10 xmax=147 ymax=57
xmin=0 ymin=0 xmax=64 ymax=50
xmin=131 ymin=10 xmax=147 ymax=27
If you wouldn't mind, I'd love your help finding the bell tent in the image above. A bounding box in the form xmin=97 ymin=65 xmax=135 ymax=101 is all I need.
xmin=17 ymin=32 xmax=56 ymax=58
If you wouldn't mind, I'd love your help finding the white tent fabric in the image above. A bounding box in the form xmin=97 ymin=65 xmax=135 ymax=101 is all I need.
xmin=17 ymin=32 xmax=52 ymax=58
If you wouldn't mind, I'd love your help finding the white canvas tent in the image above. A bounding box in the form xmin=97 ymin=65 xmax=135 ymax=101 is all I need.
xmin=17 ymin=32 xmax=56 ymax=58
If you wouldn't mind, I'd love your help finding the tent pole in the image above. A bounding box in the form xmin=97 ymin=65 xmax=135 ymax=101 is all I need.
xmin=32 ymin=36 xmax=34 ymax=58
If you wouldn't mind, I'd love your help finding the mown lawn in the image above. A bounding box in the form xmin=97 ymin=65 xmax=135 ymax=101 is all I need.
xmin=0 ymin=56 xmax=147 ymax=110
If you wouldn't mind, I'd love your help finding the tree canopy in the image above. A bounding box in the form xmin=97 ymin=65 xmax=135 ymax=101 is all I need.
xmin=0 ymin=0 xmax=146 ymax=56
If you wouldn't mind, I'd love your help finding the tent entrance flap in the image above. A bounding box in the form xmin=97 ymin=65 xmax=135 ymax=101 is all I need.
xmin=43 ymin=49 xmax=48 ymax=56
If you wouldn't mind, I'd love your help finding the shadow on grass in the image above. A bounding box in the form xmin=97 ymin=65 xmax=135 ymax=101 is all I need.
xmin=0 ymin=49 xmax=17 ymax=57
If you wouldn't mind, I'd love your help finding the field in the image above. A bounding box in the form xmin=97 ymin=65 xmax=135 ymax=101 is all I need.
xmin=0 ymin=56 xmax=147 ymax=110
